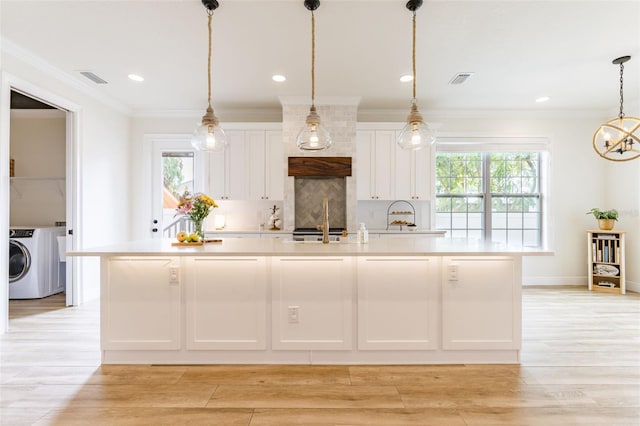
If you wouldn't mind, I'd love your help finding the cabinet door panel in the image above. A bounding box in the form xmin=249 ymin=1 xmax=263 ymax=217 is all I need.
xmin=357 ymin=131 xmax=374 ymax=200
xmin=358 ymin=257 xmax=438 ymax=350
xmin=374 ymin=131 xmax=395 ymax=200
xmin=226 ymin=131 xmax=246 ymax=199
xmin=102 ymin=257 xmax=181 ymax=350
xmin=266 ymin=130 xmax=284 ymax=200
xmin=442 ymin=257 xmax=520 ymax=350
xmin=185 ymin=257 xmax=267 ymax=349
xmin=245 ymin=130 xmax=266 ymax=200
xmin=395 ymin=141 xmax=412 ymax=200
xmin=413 ymin=146 xmax=431 ymax=199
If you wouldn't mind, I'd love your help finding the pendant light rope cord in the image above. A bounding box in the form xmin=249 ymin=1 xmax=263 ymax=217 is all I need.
xmin=311 ymin=10 xmax=316 ymax=106
xmin=412 ymin=11 xmax=417 ymax=100
xmin=619 ymin=62 xmax=625 ymax=119
xmin=207 ymin=10 xmax=213 ymax=106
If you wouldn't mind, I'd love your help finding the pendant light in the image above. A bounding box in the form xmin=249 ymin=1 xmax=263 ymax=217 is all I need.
xmin=397 ymin=0 xmax=436 ymax=150
xmin=191 ymin=0 xmax=227 ymax=152
xmin=592 ymin=56 xmax=640 ymax=162
xmin=296 ymin=0 xmax=332 ymax=151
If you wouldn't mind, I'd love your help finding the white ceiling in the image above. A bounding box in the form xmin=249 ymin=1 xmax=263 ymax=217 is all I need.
xmin=1 ymin=0 xmax=639 ymax=116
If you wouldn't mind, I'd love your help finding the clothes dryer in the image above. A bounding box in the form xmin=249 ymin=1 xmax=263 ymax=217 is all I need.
xmin=9 ymin=227 xmax=64 ymax=299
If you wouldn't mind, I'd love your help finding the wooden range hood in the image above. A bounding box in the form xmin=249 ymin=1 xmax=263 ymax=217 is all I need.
xmin=288 ymin=157 xmax=352 ymax=177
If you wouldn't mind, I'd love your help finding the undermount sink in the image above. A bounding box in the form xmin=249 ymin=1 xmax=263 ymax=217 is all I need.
xmin=284 ymin=239 xmax=349 ymax=244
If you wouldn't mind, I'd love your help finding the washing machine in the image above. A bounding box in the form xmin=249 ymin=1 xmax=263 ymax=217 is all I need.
xmin=9 ymin=227 xmax=65 ymax=299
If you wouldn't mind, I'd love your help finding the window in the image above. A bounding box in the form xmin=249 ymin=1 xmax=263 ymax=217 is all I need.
xmin=435 ymin=151 xmax=543 ymax=247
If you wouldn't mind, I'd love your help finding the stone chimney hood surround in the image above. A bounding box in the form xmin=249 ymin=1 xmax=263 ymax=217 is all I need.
xmin=288 ymin=157 xmax=352 ymax=177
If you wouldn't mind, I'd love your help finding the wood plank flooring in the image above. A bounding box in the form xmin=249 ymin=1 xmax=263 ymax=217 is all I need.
xmin=1 ymin=286 xmax=639 ymax=425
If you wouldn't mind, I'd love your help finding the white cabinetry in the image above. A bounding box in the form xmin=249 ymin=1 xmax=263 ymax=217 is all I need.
xmin=357 ymin=126 xmax=432 ymax=201
xmin=272 ymin=257 xmax=353 ymax=350
xmin=102 ymin=257 xmax=181 ymax=350
xmin=210 ymin=127 xmax=283 ymax=201
xmin=395 ymin=144 xmax=432 ymax=200
xmin=442 ymin=256 xmax=520 ymax=350
xmin=184 ymin=257 xmax=267 ymax=350
xmin=246 ymin=130 xmax=284 ymax=200
xmin=357 ymin=257 xmax=438 ymax=350
xmin=357 ymin=130 xmax=395 ymax=200
xmin=210 ymin=130 xmax=246 ymax=200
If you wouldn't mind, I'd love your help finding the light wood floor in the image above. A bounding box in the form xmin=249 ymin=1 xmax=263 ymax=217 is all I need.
xmin=1 ymin=287 xmax=639 ymax=425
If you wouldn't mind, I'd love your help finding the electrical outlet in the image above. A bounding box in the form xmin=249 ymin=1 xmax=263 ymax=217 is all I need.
xmin=448 ymin=265 xmax=459 ymax=281
xmin=168 ymin=267 xmax=180 ymax=285
xmin=288 ymin=306 xmax=299 ymax=323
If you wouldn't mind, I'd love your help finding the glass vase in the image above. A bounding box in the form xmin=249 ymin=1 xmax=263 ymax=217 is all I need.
xmin=192 ymin=218 xmax=204 ymax=240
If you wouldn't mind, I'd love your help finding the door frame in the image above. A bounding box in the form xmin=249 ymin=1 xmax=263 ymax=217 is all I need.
xmin=0 ymin=72 xmax=81 ymax=332
xmin=144 ymin=134 xmax=206 ymax=239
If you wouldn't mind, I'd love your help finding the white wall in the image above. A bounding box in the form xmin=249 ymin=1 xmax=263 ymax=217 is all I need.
xmin=9 ymin=111 xmax=66 ymax=227
xmin=1 ymin=49 xmax=132 ymax=312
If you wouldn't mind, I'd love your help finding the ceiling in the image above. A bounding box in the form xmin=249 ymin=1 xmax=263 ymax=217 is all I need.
xmin=1 ymin=0 xmax=639 ymax=116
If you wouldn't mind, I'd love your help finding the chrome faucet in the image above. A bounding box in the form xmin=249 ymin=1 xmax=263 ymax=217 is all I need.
xmin=321 ymin=197 xmax=329 ymax=244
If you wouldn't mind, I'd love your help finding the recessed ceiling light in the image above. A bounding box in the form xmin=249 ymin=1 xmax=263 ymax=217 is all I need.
xmin=400 ymin=75 xmax=413 ymax=82
xmin=272 ymin=74 xmax=286 ymax=82
xmin=128 ymin=74 xmax=144 ymax=82
xmin=536 ymin=96 xmax=550 ymax=103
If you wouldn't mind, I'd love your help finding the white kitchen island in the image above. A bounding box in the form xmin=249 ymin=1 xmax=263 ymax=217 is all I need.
xmin=70 ymin=238 xmax=551 ymax=365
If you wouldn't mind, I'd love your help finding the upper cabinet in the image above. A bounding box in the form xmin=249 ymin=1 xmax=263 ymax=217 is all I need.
xmin=357 ymin=130 xmax=395 ymax=200
xmin=357 ymin=126 xmax=433 ymax=201
xmin=395 ymin=142 xmax=432 ymax=200
xmin=246 ymin=130 xmax=284 ymax=201
xmin=209 ymin=127 xmax=284 ymax=201
xmin=210 ymin=130 xmax=247 ymax=200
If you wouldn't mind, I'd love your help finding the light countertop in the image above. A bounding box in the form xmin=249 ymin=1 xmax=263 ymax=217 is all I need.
xmin=205 ymin=229 xmax=445 ymax=235
xmin=68 ymin=237 xmax=553 ymax=257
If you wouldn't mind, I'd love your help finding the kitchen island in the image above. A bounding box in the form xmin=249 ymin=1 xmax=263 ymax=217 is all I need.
xmin=70 ymin=237 xmax=551 ymax=365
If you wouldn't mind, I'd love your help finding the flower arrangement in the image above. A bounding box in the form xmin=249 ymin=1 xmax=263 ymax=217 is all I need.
xmin=176 ymin=190 xmax=218 ymax=238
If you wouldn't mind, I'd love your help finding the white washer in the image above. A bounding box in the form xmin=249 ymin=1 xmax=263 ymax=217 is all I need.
xmin=9 ymin=227 xmax=64 ymax=299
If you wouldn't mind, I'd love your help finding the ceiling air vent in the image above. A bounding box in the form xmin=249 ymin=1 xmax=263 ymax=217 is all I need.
xmin=448 ymin=72 xmax=474 ymax=85
xmin=79 ymin=71 xmax=108 ymax=84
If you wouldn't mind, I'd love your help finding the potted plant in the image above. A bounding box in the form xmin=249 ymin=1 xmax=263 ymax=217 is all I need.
xmin=586 ymin=208 xmax=618 ymax=230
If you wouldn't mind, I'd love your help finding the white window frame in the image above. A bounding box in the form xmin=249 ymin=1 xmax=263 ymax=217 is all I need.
xmin=435 ymin=136 xmax=551 ymax=248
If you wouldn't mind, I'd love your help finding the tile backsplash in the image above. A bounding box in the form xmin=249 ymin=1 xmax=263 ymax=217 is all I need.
xmin=294 ymin=177 xmax=346 ymax=229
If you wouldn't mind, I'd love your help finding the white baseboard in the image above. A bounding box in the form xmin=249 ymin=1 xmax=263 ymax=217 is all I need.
xmin=523 ymin=276 xmax=585 ymax=286
xmin=524 ymin=276 xmax=638 ymax=293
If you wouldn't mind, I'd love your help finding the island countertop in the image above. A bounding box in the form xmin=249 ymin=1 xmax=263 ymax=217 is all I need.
xmin=68 ymin=237 xmax=553 ymax=257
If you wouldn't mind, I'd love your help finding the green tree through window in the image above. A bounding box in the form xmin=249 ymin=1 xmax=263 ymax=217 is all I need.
xmin=436 ymin=152 xmax=541 ymax=246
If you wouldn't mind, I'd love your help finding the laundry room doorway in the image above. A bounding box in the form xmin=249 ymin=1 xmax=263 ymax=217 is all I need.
xmin=1 ymin=79 xmax=80 ymax=332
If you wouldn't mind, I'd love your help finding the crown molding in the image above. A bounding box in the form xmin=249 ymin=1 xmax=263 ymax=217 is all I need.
xmin=132 ymin=108 xmax=283 ymax=122
xmin=279 ymin=96 xmax=361 ymax=106
xmin=1 ymin=37 xmax=131 ymax=115
xmin=358 ymin=108 xmax=611 ymax=121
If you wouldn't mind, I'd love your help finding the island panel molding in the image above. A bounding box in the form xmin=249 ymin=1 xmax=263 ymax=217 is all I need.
xmin=272 ymin=257 xmax=353 ymax=351
xmin=357 ymin=257 xmax=438 ymax=350
xmin=101 ymin=257 xmax=181 ymax=350
xmin=442 ymin=256 xmax=521 ymax=351
xmin=71 ymin=238 xmax=551 ymax=364
xmin=185 ymin=257 xmax=267 ymax=350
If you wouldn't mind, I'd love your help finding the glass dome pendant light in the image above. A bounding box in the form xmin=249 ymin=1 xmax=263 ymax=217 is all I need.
xmin=397 ymin=0 xmax=436 ymax=151
xmin=592 ymin=55 xmax=640 ymax=162
xmin=296 ymin=0 xmax=332 ymax=151
xmin=191 ymin=0 xmax=227 ymax=152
